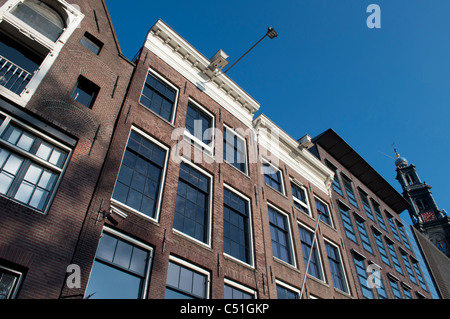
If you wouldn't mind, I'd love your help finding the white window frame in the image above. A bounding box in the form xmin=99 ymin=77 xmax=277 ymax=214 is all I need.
xmin=224 ymin=278 xmax=257 ymax=299
xmin=183 ymin=98 xmax=215 ymax=156
xmin=172 ymin=157 xmax=214 ymax=248
xmin=223 ymin=183 xmax=255 ymax=268
xmin=223 ymin=124 xmax=248 ymax=175
xmin=323 ymin=237 xmax=351 ymax=295
xmin=168 ymin=255 xmax=211 ymax=299
xmin=86 ymin=226 xmax=154 ymax=299
xmin=314 ymin=195 xmax=334 ymax=228
xmin=262 ymin=158 xmax=285 ymax=195
xmin=275 ymin=279 xmax=300 ymax=299
xmin=268 ymin=203 xmax=296 ymax=268
xmin=290 ymin=178 xmax=311 ymax=216
xmin=0 ymin=0 xmax=84 ymax=106
xmin=0 ymin=110 xmax=72 ymax=214
xmin=298 ymin=220 xmax=326 ymax=283
xmin=110 ymin=126 xmax=169 ymax=224
xmin=138 ymin=67 xmax=180 ymax=124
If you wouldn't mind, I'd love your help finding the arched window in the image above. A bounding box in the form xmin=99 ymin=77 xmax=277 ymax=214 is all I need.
xmin=11 ymin=0 xmax=66 ymax=42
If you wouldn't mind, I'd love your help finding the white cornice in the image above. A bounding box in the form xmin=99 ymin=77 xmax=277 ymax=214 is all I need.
xmin=253 ymin=114 xmax=334 ymax=195
xmin=144 ymin=20 xmax=260 ymax=128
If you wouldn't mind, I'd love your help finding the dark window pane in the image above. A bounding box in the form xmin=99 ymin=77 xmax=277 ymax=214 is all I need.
xmin=85 ymin=261 xmax=141 ymax=299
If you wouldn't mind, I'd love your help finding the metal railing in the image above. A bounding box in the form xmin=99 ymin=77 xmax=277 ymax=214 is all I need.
xmin=0 ymin=55 xmax=33 ymax=95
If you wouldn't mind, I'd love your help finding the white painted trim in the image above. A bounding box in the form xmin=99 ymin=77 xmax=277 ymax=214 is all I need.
xmin=253 ymin=114 xmax=334 ymax=195
xmin=109 ymin=126 xmax=170 ymax=223
xmin=169 ymin=255 xmax=211 ymax=299
xmin=144 ymin=20 xmax=259 ymax=129
xmin=138 ymin=67 xmax=180 ymax=125
xmin=275 ymin=279 xmax=301 ymax=297
xmin=92 ymin=226 xmax=154 ymax=299
xmin=0 ymin=0 xmax=84 ymax=106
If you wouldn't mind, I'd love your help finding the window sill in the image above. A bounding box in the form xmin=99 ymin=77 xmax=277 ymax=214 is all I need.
xmin=172 ymin=228 xmax=213 ymax=252
xmin=110 ymin=198 xmax=160 ymax=227
xmin=273 ymin=256 xmax=298 ymax=273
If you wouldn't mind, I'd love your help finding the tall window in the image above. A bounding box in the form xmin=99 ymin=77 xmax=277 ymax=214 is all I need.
xmin=291 ymin=181 xmax=310 ymax=215
xmin=359 ymin=189 xmax=375 ymax=222
xmin=338 ymin=202 xmax=357 ymax=243
xmin=398 ymin=224 xmax=412 ymax=251
xmin=373 ymin=270 xmax=388 ymax=299
xmin=352 ymin=254 xmax=374 ymax=299
xmin=85 ymin=229 xmax=153 ymax=299
xmin=262 ymin=160 xmax=284 ymax=194
xmin=184 ymin=101 xmax=214 ymax=152
xmin=299 ymin=224 xmax=324 ymax=281
xmin=341 ymin=174 xmax=359 ymax=208
xmin=112 ymin=129 xmax=167 ymax=220
xmin=165 ymin=258 xmax=209 ymax=299
xmin=315 ymin=197 xmax=332 ymax=227
xmin=268 ymin=206 xmax=294 ymax=265
xmin=354 ymin=214 xmax=374 ymax=254
xmin=139 ymin=70 xmax=178 ymax=122
xmin=0 ymin=115 xmax=69 ymax=213
xmin=386 ymin=213 xmax=401 ymax=243
xmin=174 ymin=162 xmax=211 ymax=244
xmin=223 ymin=187 xmax=252 ymax=265
xmin=372 ymin=200 xmax=387 ymax=231
xmin=412 ymin=261 xmax=428 ymax=291
xmin=373 ymin=231 xmax=390 ymax=266
xmin=388 ymin=277 xmax=403 ymax=299
xmin=325 ymin=241 xmax=349 ymax=293
xmin=11 ymin=0 xmax=66 ymax=42
xmin=223 ymin=126 xmax=247 ymax=174
xmin=387 ymin=241 xmax=403 ymax=275
xmin=401 ymin=253 xmax=418 ymax=285
xmin=326 ymin=161 xmax=344 ymax=197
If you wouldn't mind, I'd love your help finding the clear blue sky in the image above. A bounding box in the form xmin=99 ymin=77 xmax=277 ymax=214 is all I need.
xmin=105 ymin=0 xmax=450 ymax=225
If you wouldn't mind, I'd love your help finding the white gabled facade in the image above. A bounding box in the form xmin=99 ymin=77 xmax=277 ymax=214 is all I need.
xmin=253 ymin=113 xmax=334 ymax=195
xmin=144 ymin=19 xmax=260 ymax=129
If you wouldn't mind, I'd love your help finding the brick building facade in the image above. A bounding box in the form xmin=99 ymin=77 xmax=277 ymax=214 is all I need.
xmin=0 ymin=0 xmax=133 ymax=298
xmin=311 ymin=129 xmax=434 ymax=299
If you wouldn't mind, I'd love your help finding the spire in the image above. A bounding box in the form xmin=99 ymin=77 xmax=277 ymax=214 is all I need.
xmin=393 ymin=143 xmax=408 ymax=168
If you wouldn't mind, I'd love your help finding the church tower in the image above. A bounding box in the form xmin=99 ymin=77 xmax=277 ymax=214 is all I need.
xmin=395 ymin=151 xmax=450 ymax=258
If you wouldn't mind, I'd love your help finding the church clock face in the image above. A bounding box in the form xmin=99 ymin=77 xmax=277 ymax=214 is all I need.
xmin=421 ymin=211 xmax=436 ymax=222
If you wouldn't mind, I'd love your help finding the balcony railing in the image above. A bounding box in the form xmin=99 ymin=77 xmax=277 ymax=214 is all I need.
xmin=0 ymin=55 xmax=33 ymax=95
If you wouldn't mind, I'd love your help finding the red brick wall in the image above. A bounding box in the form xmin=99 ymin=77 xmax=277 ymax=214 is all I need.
xmin=0 ymin=0 xmax=133 ymax=299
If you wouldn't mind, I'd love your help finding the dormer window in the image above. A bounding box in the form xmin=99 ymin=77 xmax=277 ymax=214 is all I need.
xmin=10 ymin=0 xmax=66 ymax=42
